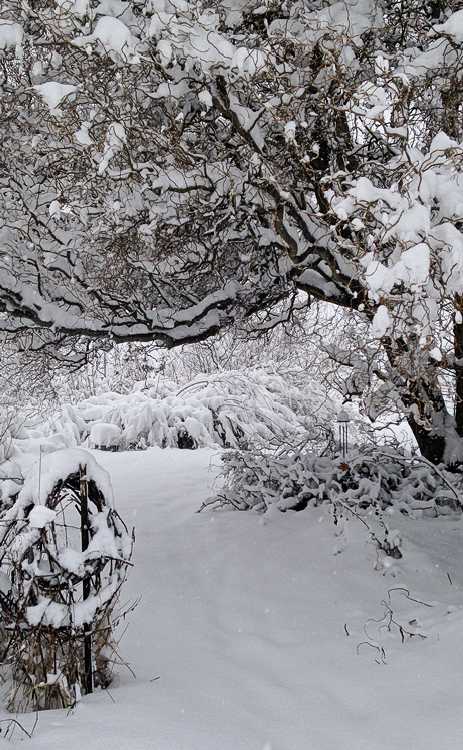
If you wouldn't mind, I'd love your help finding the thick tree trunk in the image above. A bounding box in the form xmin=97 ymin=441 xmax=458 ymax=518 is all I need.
xmin=453 ymin=295 xmax=463 ymax=438
xmin=395 ymin=27 xmax=463 ymax=467
xmin=385 ymin=340 xmax=463 ymax=466
xmin=406 ymin=408 xmax=458 ymax=466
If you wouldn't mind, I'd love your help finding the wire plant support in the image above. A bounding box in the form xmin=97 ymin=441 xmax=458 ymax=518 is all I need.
xmin=0 ymin=449 xmax=133 ymax=712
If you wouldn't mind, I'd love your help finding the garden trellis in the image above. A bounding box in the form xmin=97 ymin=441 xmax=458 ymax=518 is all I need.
xmin=0 ymin=449 xmax=133 ymax=712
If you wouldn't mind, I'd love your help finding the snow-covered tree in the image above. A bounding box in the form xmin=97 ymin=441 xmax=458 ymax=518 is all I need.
xmin=2 ymin=0 xmax=463 ymax=463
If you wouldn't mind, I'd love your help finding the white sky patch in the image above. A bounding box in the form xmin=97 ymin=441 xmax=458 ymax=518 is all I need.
xmin=0 ymin=20 xmax=24 ymax=60
xmin=32 ymin=82 xmax=78 ymax=116
xmin=371 ymin=304 xmax=391 ymax=338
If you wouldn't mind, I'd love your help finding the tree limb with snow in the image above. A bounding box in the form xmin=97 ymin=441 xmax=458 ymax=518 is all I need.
xmin=2 ymin=1 xmax=463 ymax=462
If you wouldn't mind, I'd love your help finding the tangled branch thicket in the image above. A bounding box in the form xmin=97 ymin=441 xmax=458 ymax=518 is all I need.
xmin=0 ymin=450 xmax=133 ymax=712
xmin=207 ymin=447 xmax=463 ymax=555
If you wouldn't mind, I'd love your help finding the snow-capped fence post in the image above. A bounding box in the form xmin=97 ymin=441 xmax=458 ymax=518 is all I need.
xmin=79 ymin=463 xmax=93 ymax=696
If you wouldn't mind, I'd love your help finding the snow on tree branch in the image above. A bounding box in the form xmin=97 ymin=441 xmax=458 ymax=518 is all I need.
xmin=3 ymin=1 xmax=463 ymax=462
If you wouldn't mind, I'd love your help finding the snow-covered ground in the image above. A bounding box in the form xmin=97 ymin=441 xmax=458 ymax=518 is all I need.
xmin=2 ymin=447 xmax=463 ymax=749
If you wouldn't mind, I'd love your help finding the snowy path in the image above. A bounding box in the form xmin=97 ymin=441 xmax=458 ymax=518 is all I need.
xmin=2 ymin=448 xmax=463 ymax=749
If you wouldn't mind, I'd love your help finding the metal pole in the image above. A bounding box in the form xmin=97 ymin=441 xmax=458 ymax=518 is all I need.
xmin=80 ymin=464 xmax=93 ymax=695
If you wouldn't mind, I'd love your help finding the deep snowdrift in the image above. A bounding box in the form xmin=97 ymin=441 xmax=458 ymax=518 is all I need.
xmin=1 ymin=447 xmax=463 ymax=749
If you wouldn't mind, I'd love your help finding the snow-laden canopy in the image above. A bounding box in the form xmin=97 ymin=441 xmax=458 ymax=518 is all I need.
xmin=2 ymin=0 xmax=463 ymax=463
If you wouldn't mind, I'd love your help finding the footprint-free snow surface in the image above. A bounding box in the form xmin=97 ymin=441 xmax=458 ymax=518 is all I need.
xmin=2 ymin=448 xmax=463 ymax=749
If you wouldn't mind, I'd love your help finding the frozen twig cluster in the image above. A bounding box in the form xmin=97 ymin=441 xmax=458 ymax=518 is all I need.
xmin=207 ymin=446 xmax=463 ymax=530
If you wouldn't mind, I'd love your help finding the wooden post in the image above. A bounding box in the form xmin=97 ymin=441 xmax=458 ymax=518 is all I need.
xmin=80 ymin=464 xmax=93 ymax=695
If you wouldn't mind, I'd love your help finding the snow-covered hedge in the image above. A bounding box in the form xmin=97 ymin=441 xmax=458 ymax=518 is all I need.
xmin=210 ymin=448 xmax=463 ymax=521
xmin=13 ymin=370 xmax=338 ymax=454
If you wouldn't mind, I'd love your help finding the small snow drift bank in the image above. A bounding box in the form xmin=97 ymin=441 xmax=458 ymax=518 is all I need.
xmin=1 ymin=448 xmax=462 ymax=750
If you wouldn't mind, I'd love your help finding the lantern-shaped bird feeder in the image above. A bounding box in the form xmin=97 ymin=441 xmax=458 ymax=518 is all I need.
xmin=0 ymin=449 xmax=133 ymax=713
xmin=337 ymin=409 xmax=350 ymax=459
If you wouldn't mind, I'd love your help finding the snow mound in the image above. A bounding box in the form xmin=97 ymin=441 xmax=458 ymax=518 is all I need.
xmin=433 ymin=9 xmax=463 ymax=41
xmin=73 ymin=16 xmax=144 ymax=63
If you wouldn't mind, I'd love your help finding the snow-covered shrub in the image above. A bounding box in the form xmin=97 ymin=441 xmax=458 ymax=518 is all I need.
xmin=20 ymin=369 xmax=340 ymax=454
xmin=88 ymin=422 xmax=122 ymax=451
xmin=210 ymin=448 xmax=462 ymax=523
xmin=0 ymin=449 xmax=133 ymax=712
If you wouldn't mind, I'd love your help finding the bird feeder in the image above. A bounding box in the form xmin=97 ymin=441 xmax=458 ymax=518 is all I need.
xmin=337 ymin=409 xmax=350 ymax=459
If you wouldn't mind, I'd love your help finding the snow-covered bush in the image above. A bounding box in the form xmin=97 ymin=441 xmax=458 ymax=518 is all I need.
xmin=88 ymin=422 xmax=122 ymax=451
xmin=210 ymin=448 xmax=462 ymax=525
xmin=19 ymin=369 xmax=340 ymax=454
xmin=0 ymin=355 xmax=58 ymax=509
